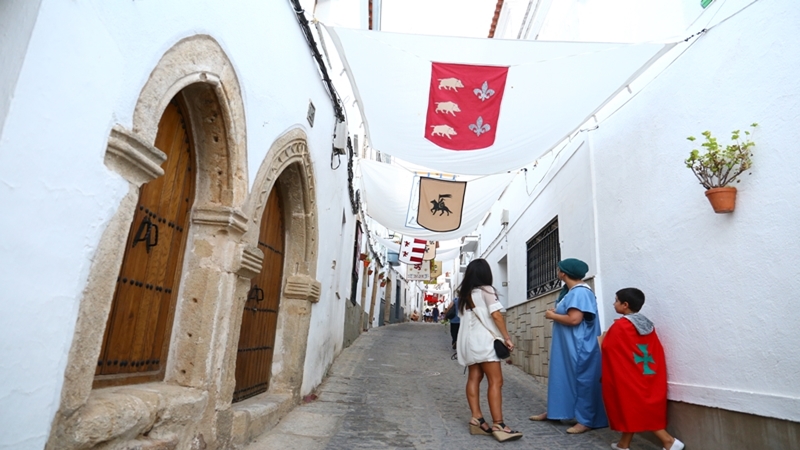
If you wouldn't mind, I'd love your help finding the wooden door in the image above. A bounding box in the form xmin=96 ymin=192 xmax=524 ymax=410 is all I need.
xmin=233 ymin=185 xmax=285 ymax=402
xmin=95 ymin=97 xmax=195 ymax=386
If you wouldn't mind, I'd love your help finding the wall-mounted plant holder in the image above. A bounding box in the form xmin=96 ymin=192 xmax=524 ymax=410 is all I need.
xmin=705 ymin=187 xmax=737 ymax=214
xmin=685 ymin=123 xmax=758 ymax=215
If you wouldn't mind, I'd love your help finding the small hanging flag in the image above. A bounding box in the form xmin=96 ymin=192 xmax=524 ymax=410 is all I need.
xmin=399 ymin=236 xmax=427 ymax=265
xmin=423 ymin=241 xmax=437 ymax=261
xmin=430 ymin=260 xmax=442 ymax=279
xmin=407 ymin=261 xmax=431 ymax=281
xmin=425 ymin=62 xmax=509 ymax=150
xmin=417 ymin=177 xmax=466 ymax=232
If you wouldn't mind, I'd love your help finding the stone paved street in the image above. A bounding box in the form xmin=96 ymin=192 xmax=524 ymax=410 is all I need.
xmin=245 ymin=322 xmax=661 ymax=450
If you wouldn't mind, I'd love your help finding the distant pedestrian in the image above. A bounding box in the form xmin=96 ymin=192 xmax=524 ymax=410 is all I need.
xmin=443 ymin=298 xmax=460 ymax=349
xmin=410 ymin=309 xmax=420 ymax=322
xmin=424 ymin=308 xmax=432 ymax=322
xmin=529 ymin=258 xmax=608 ymax=433
xmin=432 ymin=305 xmax=440 ymax=322
xmin=600 ymin=288 xmax=684 ymax=450
xmin=456 ymin=259 xmax=522 ymax=442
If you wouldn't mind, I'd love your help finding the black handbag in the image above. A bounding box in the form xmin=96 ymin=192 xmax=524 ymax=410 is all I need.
xmin=445 ymin=306 xmax=456 ymax=321
xmin=493 ymin=339 xmax=511 ymax=359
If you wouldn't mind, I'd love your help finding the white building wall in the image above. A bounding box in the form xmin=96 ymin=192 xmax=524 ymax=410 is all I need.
xmin=0 ymin=1 xmax=353 ymax=447
xmin=589 ymin=0 xmax=800 ymax=421
xmin=486 ymin=0 xmax=800 ymax=423
xmin=480 ymin=139 xmax=598 ymax=313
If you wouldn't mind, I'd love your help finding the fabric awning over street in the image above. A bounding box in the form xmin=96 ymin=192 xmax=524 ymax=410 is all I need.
xmin=326 ymin=26 xmax=676 ymax=175
xmin=359 ymin=160 xmax=516 ymax=240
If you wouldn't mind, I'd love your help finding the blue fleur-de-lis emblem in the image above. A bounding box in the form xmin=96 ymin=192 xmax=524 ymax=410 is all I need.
xmin=469 ymin=117 xmax=491 ymax=136
xmin=473 ymin=81 xmax=495 ymax=101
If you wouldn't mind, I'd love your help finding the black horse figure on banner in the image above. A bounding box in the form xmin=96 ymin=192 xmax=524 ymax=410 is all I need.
xmin=430 ymin=194 xmax=453 ymax=216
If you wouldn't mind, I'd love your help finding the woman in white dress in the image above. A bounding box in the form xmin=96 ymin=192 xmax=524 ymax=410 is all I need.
xmin=456 ymin=259 xmax=523 ymax=442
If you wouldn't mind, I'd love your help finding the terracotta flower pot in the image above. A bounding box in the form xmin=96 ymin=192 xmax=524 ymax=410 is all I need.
xmin=705 ymin=187 xmax=737 ymax=213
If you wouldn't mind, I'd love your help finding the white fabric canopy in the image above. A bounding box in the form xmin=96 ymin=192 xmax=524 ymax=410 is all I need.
xmin=360 ymin=160 xmax=516 ymax=240
xmin=327 ymin=26 xmax=676 ymax=175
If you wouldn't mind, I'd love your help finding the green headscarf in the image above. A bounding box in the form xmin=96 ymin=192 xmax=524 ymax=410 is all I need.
xmin=556 ymin=258 xmax=589 ymax=304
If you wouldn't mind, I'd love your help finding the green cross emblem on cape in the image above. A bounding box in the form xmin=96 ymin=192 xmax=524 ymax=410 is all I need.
xmin=633 ymin=344 xmax=656 ymax=375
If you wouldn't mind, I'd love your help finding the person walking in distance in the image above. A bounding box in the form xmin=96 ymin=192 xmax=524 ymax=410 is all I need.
xmin=600 ymin=288 xmax=684 ymax=450
xmin=456 ymin=259 xmax=522 ymax=442
xmin=443 ymin=298 xmax=460 ymax=349
xmin=530 ymin=258 xmax=608 ymax=433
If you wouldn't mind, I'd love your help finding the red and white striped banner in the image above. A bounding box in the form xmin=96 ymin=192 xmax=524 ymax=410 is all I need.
xmin=399 ymin=236 xmax=427 ymax=265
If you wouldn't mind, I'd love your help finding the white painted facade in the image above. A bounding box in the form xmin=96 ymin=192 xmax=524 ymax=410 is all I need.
xmin=0 ymin=1 xmax=359 ymax=448
xmin=481 ymin=0 xmax=800 ymax=423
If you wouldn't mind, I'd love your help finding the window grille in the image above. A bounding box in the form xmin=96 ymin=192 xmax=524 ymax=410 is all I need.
xmin=526 ymin=217 xmax=561 ymax=299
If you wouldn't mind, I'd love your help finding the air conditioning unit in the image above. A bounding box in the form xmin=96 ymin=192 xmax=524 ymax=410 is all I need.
xmin=500 ymin=209 xmax=509 ymax=226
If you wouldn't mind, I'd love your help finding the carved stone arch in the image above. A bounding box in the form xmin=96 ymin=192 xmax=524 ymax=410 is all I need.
xmin=48 ymin=34 xmax=250 ymax=449
xmin=246 ymin=127 xmax=318 ymax=277
xmin=225 ymin=128 xmax=321 ymax=443
xmin=132 ymin=34 xmax=247 ymax=209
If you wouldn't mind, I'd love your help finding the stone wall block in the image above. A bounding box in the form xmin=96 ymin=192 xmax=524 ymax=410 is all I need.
xmin=56 ymin=390 xmax=159 ymax=450
xmin=192 ymin=206 xmax=248 ymax=238
xmin=58 ymin=187 xmax=140 ymax=416
xmin=506 ymin=289 xmax=562 ymax=380
xmin=234 ymin=245 xmax=263 ymax=279
xmin=284 ymin=275 xmax=322 ymax=303
xmin=268 ymin=298 xmax=312 ymax=396
xmin=218 ymin=277 xmax=252 ymax=406
xmin=105 ymin=125 xmax=166 ymax=187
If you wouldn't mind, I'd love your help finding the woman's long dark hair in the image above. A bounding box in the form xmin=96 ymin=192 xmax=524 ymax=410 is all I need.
xmin=457 ymin=259 xmax=494 ymax=314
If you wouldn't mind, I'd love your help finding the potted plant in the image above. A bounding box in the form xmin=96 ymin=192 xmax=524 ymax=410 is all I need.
xmin=685 ymin=123 xmax=758 ymax=213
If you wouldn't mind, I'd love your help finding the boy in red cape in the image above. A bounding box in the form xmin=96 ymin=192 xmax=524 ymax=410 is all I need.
xmin=600 ymin=288 xmax=685 ymax=450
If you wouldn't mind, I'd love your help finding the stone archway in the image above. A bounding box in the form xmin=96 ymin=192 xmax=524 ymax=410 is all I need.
xmin=47 ymin=35 xmax=249 ymax=449
xmin=225 ymin=128 xmax=321 ymax=446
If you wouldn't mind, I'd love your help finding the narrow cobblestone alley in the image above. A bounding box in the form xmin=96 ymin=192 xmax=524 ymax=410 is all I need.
xmin=245 ymin=323 xmax=660 ymax=450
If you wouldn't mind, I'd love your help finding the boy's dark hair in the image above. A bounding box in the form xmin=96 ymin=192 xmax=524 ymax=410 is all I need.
xmin=616 ymin=287 xmax=645 ymax=312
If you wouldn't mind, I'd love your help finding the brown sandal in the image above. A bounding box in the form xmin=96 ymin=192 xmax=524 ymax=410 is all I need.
xmin=492 ymin=422 xmax=523 ymax=442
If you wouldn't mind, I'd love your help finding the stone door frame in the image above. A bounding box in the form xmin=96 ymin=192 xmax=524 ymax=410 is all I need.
xmin=227 ymin=129 xmax=322 ymax=446
xmin=47 ymin=35 xmax=255 ymax=449
xmin=48 ymin=33 xmax=322 ymax=450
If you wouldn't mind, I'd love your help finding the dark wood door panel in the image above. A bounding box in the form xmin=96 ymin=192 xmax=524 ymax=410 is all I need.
xmin=233 ymin=185 xmax=284 ymax=402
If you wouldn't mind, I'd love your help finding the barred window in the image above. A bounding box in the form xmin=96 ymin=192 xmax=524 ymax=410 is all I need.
xmin=526 ymin=217 xmax=561 ymax=299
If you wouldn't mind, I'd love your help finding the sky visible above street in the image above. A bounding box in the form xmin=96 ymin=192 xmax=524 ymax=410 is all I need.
xmin=379 ymin=0 xmax=498 ymax=38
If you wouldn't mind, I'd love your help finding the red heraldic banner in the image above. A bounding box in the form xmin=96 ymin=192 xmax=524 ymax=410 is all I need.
xmin=425 ymin=62 xmax=509 ymax=150
xmin=601 ymin=318 xmax=668 ymax=433
xmin=399 ymin=236 xmax=427 ymax=265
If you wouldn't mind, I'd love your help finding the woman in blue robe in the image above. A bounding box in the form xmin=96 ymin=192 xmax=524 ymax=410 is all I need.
xmin=530 ymin=258 xmax=608 ymax=433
